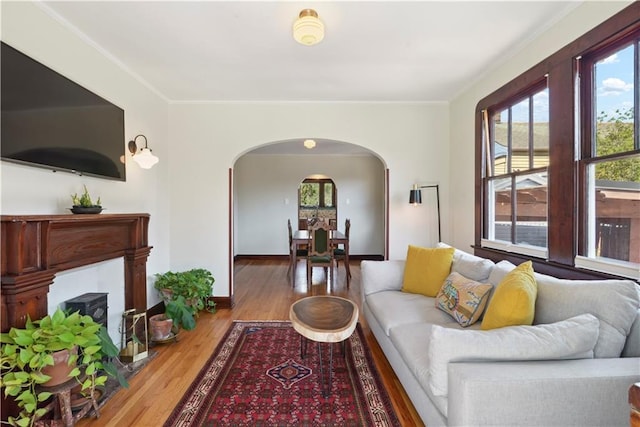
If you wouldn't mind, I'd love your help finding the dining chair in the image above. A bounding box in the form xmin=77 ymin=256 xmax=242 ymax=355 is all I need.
xmin=306 ymin=220 xmax=334 ymax=286
xmin=334 ymin=218 xmax=351 ymax=279
xmin=288 ymin=219 xmax=307 ymax=277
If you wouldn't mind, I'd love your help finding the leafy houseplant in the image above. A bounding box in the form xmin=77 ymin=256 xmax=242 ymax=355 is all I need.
xmin=0 ymin=309 xmax=126 ymax=427
xmin=149 ymin=296 xmax=197 ymax=340
xmin=154 ymin=268 xmax=216 ymax=314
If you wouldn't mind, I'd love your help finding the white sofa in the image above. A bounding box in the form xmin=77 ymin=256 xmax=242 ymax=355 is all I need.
xmin=361 ymin=247 xmax=640 ymax=427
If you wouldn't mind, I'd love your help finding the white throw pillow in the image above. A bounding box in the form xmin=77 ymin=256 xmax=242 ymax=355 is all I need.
xmin=534 ymin=272 xmax=639 ymax=358
xmin=427 ymin=313 xmax=600 ymax=397
xmin=437 ymin=242 xmax=495 ymax=282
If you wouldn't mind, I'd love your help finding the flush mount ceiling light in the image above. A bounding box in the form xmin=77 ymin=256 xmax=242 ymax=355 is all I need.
xmin=293 ymin=9 xmax=325 ymax=46
xmin=303 ymin=139 xmax=317 ymax=149
xmin=128 ymin=134 xmax=159 ymax=169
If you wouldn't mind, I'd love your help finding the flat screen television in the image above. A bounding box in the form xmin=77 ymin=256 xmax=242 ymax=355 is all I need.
xmin=1 ymin=41 xmax=126 ymax=181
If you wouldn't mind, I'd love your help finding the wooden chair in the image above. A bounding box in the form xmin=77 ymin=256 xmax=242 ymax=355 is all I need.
xmin=306 ymin=220 xmax=335 ymax=286
xmin=288 ymin=219 xmax=307 ymax=277
xmin=334 ymin=218 xmax=351 ymax=279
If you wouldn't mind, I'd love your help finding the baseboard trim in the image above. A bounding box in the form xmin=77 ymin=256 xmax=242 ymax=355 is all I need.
xmin=233 ymin=254 xmax=384 ymax=261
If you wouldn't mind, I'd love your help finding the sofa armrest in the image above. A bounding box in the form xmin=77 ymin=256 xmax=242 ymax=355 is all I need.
xmin=447 ymin=358 xmax=640 ymax=427
xmin=360 ymin=260 xmax=405 ymax=300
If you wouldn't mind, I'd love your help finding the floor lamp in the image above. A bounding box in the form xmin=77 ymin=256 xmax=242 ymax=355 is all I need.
xmin=409 ymin=184 xmax=441 ymax=242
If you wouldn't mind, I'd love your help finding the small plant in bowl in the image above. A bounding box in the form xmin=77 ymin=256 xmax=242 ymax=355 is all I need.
xmin=70 ymin=185 xmax=103 ymax=214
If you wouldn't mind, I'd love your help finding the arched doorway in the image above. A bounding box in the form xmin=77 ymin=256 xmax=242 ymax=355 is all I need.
xmin=231 ymin=138 xmax=388 ymax=297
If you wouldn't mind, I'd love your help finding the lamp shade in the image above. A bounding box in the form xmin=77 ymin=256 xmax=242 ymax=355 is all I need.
xmin=409 ymin=189 xmax=422 ymax=204
xmin=293 ymin=9 xmax=325 ymax=46
xmin=133 ymin=148 xmax=159 ymax=169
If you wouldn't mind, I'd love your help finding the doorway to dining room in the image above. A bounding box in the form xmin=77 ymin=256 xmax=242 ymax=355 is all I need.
xmin=232 ymin=138 xmax=387 ymax=295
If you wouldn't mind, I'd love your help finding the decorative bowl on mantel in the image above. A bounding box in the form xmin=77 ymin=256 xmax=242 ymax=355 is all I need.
xmin=70 ymin=206 xmax=103 ymax=214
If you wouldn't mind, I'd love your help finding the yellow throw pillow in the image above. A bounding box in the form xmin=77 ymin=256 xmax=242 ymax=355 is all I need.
xmin=402 ymin=245 xmax=454 ymax=297
xmin=481 ymin=261 xmax=537 ymax=330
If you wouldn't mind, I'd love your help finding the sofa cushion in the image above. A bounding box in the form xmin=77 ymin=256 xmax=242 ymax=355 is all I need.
xmin=360 ymin=260 xmax=405 ymax=296
xmin=427 ymin=313 xmax=600 ymax=397
xmin=622 ymin=308 xmax=640 ymax=357
xmin=487 ymin=259 xmax=516 ymax=286
xmin=534 ymin=273 xmax=640 ymax=358
xmin=436 ymin=272 xmax=493 ymax=327
xmin=367 ymin=290 xmax=455 ymax=335
xmin=481 ymin=261 xmax=537 ymax=330
xmin=437 ymin=242 xmax=495 ymax=282
xmin=402 ymin=245 xmax=454 ymax=297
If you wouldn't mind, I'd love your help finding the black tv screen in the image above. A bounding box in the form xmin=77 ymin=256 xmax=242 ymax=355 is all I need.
xmin=1 ymin=42 xmax=126 ymax=181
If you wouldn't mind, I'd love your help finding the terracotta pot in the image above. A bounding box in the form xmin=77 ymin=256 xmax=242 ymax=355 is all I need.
xmin=41 ymin=346 xmax=78 ymax=387
xmin=149 ymin=314 xmax=173 ymax=340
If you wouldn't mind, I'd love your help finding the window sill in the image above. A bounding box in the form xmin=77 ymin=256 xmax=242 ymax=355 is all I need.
xmin=481 ymin=239 xmax=548 ymax=259
xmin=575 ymin=256 xmax=640 ymax=281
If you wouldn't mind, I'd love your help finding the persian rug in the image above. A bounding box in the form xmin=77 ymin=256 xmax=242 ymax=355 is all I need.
xmin=164 ymin=321 xmax=400 ymax=426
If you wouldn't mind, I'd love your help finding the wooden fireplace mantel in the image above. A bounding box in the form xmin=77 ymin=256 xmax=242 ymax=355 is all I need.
xmin=1 ymin=213 xmax=152 ymax=331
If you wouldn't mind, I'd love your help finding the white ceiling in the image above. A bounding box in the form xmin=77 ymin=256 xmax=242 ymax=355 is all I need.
xmin=41 ymin=1 xmax=581 ymax=103
xmin=37 ymin=1 xmax=581 ymax=154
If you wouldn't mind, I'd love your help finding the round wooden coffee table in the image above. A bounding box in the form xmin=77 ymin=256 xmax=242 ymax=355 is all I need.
xmin=289 ymin=295 xmax=359 ymax=397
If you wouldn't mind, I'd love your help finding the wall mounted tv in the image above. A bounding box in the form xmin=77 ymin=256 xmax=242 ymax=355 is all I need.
xmin=1 ymin=41 xmax=126 ymax=181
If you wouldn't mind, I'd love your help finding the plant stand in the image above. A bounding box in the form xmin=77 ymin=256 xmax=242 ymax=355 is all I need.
xmin=34 ymin=377 xmax=99 ymax=426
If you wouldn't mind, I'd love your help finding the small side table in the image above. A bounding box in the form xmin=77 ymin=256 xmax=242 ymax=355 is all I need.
xmin=34 ymin=378 xmax=100 ymax=427
xmin=289 ymin=295 xmax=359 ymax=398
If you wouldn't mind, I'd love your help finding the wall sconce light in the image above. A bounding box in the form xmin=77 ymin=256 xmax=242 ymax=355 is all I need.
xmin=303 ymin=139 xmax=316 ymax=149
xmin=409 ymin=183 xmax=441 ymax=242
xmin=128 ymin=134 xmax=159 ymax=169
xmin=293 ymin=9 xmax=325 ymax=46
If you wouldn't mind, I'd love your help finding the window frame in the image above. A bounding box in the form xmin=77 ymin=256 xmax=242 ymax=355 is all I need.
xmin=481 ymin=80 xmax=550 ymax=259
xmin=474 ymin=3 xmax=640 ymax=281
xmin=575 ymin=33 xmax=640 ymax=278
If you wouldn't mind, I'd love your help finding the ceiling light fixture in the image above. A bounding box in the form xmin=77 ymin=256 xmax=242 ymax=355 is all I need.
xmin=303 ymin=139 xmax=317 ymax=149
xmin=293 ymin=9 xmax=325 ymax=46
xmin=128 ymin=134 xmax=159 ymax=169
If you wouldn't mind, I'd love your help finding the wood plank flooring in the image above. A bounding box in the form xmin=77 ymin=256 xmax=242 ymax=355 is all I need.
xmin=76 ymin=259 xmax=424 ymax=426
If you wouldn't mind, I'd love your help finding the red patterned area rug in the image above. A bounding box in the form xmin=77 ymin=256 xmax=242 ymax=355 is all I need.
xmin=164 ymin=321 xmax=400 ymax=426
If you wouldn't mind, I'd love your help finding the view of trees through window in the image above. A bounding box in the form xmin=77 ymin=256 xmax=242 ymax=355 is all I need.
xmin=299 ymin=179 xmax=334 ymax=207
xmin=586 ymin=39 xmax=639 ymax=263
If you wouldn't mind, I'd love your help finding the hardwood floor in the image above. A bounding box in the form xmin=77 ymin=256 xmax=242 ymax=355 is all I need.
xmin=76 ymin=259 xmax=424 ymax=426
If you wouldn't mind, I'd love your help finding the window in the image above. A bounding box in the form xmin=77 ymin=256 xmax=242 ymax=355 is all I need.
xmin=475 ymin=4 xmax=640 ymax=280
xmin=577 ymin=37 xmax=640 ymax=277
xmin=299 ymin=179 xmax=334 ymax=207
xmin=482 ymin=85 xmax=549 ymax=257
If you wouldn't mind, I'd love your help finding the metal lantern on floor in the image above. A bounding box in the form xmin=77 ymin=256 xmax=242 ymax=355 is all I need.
xmin=119 ymin=309 xmax=149 ymax=363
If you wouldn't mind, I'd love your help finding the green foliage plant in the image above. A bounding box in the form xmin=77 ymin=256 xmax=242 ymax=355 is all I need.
xmin=154 ymin=268 xmax=216 ymax=314
xmin=71 ymin=185 xmax=101 ymax=207
xmin=596 ymin=107 xmax=640 ymax=182
xmin=0 ymin=308 xmax=126 ymax=427
xmin=164 ymin=296 xmax=197 ymax=331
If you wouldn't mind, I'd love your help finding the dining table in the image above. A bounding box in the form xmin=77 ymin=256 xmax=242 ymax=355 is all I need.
xmin=291 ymin=229 xmax=350 ymax=287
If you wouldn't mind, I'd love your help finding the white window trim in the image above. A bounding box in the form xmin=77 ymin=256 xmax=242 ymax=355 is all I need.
xmin=575 ymin=255 xmax=640 ymax=280
xmin=481 ymin=238 xmax=548 ymax=259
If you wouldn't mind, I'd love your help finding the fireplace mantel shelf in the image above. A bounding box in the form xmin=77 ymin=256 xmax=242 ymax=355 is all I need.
xmin=1 ymin=213 xmax=152 ymax=331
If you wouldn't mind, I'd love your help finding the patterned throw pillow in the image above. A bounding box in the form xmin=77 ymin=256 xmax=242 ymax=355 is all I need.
xmin=436 ymin=272 xmax=493 ymax=327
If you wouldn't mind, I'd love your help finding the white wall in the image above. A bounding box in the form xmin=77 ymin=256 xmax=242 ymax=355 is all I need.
xmin=1 ymin=2 xmax=171 ymax=342
xmin=235 ymin=153 xmax=385 ymax=256
xmin=169 ymin=102 xmax=450 ymax=296
xmin=448 ymin=0 xmax=633 ymax=253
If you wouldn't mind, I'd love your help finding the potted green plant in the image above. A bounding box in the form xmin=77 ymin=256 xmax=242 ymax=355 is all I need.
xmin=154 ymin=268 xmax=216 ymax=314
xmin=70 ymin=185 xmax=103 ymax=214
xmin=149 ymin=296 xmax=197 ymax=341
xmin=0 ymin=308 xmax=126 ymax=427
